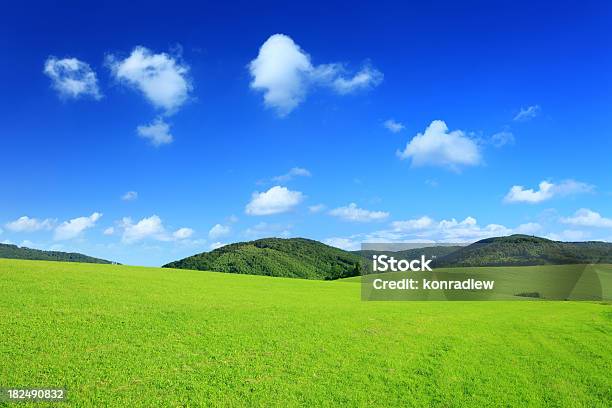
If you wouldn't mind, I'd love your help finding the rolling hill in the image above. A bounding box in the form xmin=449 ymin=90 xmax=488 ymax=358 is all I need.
xmin=0 ymin=243 xmax=113 ymax=264
xmin=164 ymin=235 xmax=612 ymax=279
xmin=163 ymin=238 xmax=365 ymax=279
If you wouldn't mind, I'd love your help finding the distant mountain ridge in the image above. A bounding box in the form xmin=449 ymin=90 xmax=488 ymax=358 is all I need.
xmin=0 ymin=243 xmax=113 ymax=264
xmin=164 ymin=235 xmax=612 ymax=280
xmin=433 ymin=235 xmax=612 ymax=267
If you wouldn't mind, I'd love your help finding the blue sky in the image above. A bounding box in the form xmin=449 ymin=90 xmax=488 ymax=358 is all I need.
xmin=1 ymin=1 xmax=611 ymax=265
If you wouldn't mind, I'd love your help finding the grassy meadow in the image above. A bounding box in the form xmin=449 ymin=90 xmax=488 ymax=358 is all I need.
xmin=0 ymin=259 xmax=611 ymax=407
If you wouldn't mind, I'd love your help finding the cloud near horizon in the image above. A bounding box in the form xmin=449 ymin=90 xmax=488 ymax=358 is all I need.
xmin=54 ymin=212 xmax=102 ymax=241
xmin=248 ymin=34 xmax=382 ymax=116
xmin=561 ymin=208 xmax=612 ymax=228
xmin=5 ymin=216 xmax=55 ymax=232
xmin=324 ymin=216 xmax=544 ymax=251
xmin=329 ymin=203 xmax=389 ymax=222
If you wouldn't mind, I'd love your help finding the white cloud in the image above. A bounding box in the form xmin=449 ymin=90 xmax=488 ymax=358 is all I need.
xmin=547 ymin=229 xmax=591 ymax=241
xmin=514 ymin=222 xmax=542 ymax=235
xmin=43 ymin=57 xmax=101 ymax=100
xmin=173 ymin=227 xmax=194 ymax=240
xmin=504 ymin=180 xmax=593 ymax=204
xmin=332 ymin=65 xmax=383 ymax=94
xmin=119 ymin=215 xmax=194 ymax=243
xmin=210 ymin=242 xmax=227 ymax=250
xmin=137 ymin=118 xmax=173 ymax=146
xmin=5 ymin=216 xmax=54 ymax=232
xmin=329 ymin=203 xmax=389 ymax=222
xmin=54 ymin=212 xmax=102 ymax=241
xmin=272 ymin=167 xmax=311 ymax=183
xmin=334 ymin=216 xmax=546 ymax=246
xmin=103 ymin=227 xmax=115 ymax=236
xmin=490 ymin=131 xmax=515 ymax=147
xmin=248 ymin=34 xmax=382 ymax=116
xmin=514 ymin=105 xmax=541 ymax=121
xmin=121 ymin=191 xmax=138 ymax=201
xmin=107 ymin=46 xmax=191 ymax=114
xmin=245 ymin=186 xmax=304 ymax=215
xmin=504 ymin=181 xmax=554 ymax=204
xmin=249 ymin=34 xmax=312 ymax=116
xmin=208 ymin=224 xmax=231 ymax=239
xmin=324 ymin=237 xmax=360 ymax=251
xmin=120 ymin=215 xmax=166 ymax=243
xmin=383 ymin=119 xmax=405 ymax=133
xmin=308 ymin=204 xmax=326 ymax=213
xmin=561 ymin=209 xmax=612 ymax=228
xmin=244 ymin=222 xmax=292 ymax=238
xmin=391 ymin=216 xmax=434 ymax=231
xmin=397 ymin=120 xmax=481 ymax=169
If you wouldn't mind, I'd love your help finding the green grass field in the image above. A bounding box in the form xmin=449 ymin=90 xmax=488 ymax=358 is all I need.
xmin=1 ymin=259 xmax=611 ymax=407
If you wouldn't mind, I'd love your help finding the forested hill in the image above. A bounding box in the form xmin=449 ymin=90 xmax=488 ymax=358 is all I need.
xmin=0 ymin=243 xmax=113 ymax=264
xmin=163 ymin=238 xmax=366 ymax=280
xmin=434 ymin=235 xmax=612 ymax=267
xmin=163 ymin=235 xmax=612 ymax=280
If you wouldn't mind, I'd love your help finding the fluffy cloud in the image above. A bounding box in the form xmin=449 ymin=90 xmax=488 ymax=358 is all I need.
xmin=244 ymin=222 xmax=292 ymax=238
xmin=514 ymin=222 xmax=542 ymax=235
xmin=329 ymin=203 xmax=389 ymax=222
xmin=5 ymin=216 xmax=54 ymax=232
xmin=103 ymin=227 xmax=115 ymax=236
xmin=107 ymin=46 xmax=191 ymax=114
xmin=119 ymin=215 xmax=194 ymax=243
xmin=514 ymin=105 xmax=541 ymax=121
xmin=208 ymin=224 xmax=231 ymax=239
xmin=245 ymin=186 xmax=304 ymax=215
xmin=561 ymin=209 xmax=612 ymax=228
xmin=504 ymin=180 xmax=593 ymax=204
xmin=547 ymin=230 xmax=591 ymax=241
xmin=397 ymin=120 xmax=481 ymax=170
xmin=210 ymin=242 xmax=226 ymax=250
xmin=504 ymin=181 xmax=554 ymax=204
xmin=272 ymin=167 xmax=311 ymax=183
xmin=121 ymin=191 xmax=138 ymax=201
xmin=120 ymin=215 xmax=165 ymax=243
xmin=137 ymin=118 xmax=173 ymax=146
xmin=43 ymin=57 xmax=102 ymax=100
xmin=391 ymin=216 xmax=434 ymax=231
xmin=332 ymin=65 xmax=383 ymax=94
xmin=325 ymin=216 xmax=547 ymax=249
xmin=383 ymin=119 xmax=405 ymax=133
xmin=173 ymin=227 xmax=194 ymax=239
xmin=249 ymin=34 xmax=382 ymax=116
xmin=54 ymin=212 xmax=102 ymax=241
xmin=324 ymin=237 xmax=360 ymax=251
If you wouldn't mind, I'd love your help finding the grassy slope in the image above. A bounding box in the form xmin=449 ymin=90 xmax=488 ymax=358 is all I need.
xmin=0 ymin=259 xmax=611 ymax=407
